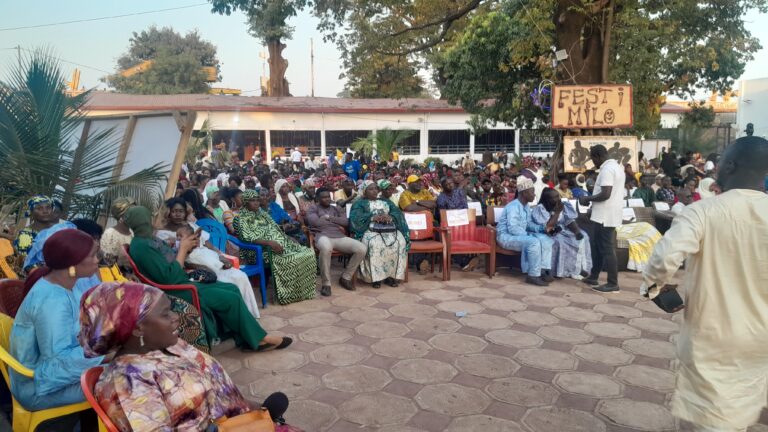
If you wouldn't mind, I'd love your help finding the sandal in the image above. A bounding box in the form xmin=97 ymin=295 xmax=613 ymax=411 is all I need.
xmin=384 ymin=277 xmax=399 ymax=287
xmin=254 ymin=337 xmax=293 ymax=352
xmin=372 ymin=281 xmax=382 ymax=289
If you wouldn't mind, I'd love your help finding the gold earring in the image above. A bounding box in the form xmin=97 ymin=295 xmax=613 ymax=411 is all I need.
xmin=139 ymin=335 xmax=145 ymax=347
xmin=68 ymin=266 xmax=76 ymax=278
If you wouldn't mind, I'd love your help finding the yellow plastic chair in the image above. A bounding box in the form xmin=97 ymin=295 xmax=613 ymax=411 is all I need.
xmin=0 ymin=313 xmax=92 ymax=431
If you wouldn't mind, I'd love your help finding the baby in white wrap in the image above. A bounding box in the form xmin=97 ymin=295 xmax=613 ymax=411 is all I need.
xmin=176 ymin=226 xmax=260 ymax=318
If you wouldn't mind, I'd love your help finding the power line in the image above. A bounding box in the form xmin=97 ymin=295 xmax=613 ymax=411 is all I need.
xmin=0 ymin=3 xmax=208 ymax=32
xmin=2 ymin=47 xmax=113 ymax=74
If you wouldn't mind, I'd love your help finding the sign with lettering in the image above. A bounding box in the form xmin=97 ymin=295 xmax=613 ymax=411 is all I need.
xmin=445 ymin=209 xmax=470 ymax=227
xmin=404 ymin=213 xmax=428 ymax=230
xmin=467 ymin=202 xmax=483 ymax=218
xmin=563 ymin=136 xmax=638 ymax=172
xmin=552 ymin=84 xmax=633 ymax=129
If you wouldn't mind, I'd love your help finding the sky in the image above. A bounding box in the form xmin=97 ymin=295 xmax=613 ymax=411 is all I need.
xmin=1 ymin=1 xmax=767 ymax=99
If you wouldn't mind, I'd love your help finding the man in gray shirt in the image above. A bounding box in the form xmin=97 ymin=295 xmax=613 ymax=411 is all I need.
xmin=307 ymin=189 xmax=367 ymax=296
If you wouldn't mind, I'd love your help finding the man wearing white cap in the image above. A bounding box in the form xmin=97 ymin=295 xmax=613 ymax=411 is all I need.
xmin=495 ymin=176 xmax=554 ymax=286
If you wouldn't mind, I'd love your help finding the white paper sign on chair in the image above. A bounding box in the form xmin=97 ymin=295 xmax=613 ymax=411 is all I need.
xmin=653 ymin=202 xmax=671 ymax=211
xmin=446 ymin=209 xmax=470 ymax=227
xmin=404 ymin=213 xmax=428 ymax=230
xmin=627 ymin=198 xmax=645 ymax=208
xmin=493 ymin=207 xmax=505 ymax=224
xmin=467 ymin=202 xmax=483 ymax=218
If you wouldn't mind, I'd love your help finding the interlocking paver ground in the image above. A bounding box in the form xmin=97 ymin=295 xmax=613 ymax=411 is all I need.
xmin=218 ymin=267 xmax=768 ymax=431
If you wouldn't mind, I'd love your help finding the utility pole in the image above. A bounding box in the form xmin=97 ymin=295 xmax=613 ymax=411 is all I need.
xmin=310 ymin=38 xmax=315 ymax=97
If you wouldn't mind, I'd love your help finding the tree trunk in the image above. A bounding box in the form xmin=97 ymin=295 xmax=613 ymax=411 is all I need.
xmin=267 ymin=39 xmax=291 ymax=97
xmin=553 ymin=0 xmax=607 ymax=85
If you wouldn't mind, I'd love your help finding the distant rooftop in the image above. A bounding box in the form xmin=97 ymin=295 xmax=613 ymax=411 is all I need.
xmin=84 ymin=92 xmax=466 ymax=114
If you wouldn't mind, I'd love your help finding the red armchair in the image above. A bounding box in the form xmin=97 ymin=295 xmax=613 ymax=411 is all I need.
xmin=403 ymin=211 xmax=448 ymax=282
xmin=439 ymin=209 xmax=495 ymax=280
xmin=122 ymin=245 xmax=202 ymax=313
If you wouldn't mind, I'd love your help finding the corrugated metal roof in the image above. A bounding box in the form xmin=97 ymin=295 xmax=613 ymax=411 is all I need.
xmin=84 ymin=92 xmax=466 ymax=113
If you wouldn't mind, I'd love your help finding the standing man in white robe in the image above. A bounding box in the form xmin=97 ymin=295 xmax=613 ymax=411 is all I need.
xmin=640 ymin=136 xmax=768 ymax=432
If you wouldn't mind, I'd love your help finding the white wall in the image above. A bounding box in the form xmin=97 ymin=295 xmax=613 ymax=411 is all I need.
xmin=737 ymin=78 xmax=768 ymax=139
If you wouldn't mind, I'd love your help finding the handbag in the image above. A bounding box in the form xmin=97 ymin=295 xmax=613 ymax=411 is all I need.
xmin=370 ymin=222 xmax=397 ymax=233
xmin=647 ymin=284 xmax=685 ymax=313
xmin=187 ymin=268 xmax=218 ymax=283
xmin=212 ymin=408 xmax=275 ymax=432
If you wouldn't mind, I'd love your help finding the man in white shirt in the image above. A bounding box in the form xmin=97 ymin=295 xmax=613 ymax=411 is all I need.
xmin=291 ymin=147 xmax=303 ymax=171
xmin=640 ymin=136 xmax=768 ymax=431
xmin=578 ymin=144 xmax=625 ymax=293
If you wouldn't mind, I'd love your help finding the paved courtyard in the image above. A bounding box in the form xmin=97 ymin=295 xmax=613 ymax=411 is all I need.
xmin=217 ymin=267 xmax=768 ymax=432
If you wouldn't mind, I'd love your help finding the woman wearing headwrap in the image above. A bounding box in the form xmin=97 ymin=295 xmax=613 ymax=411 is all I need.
xmin=349 ymin=181 xmax=409 ymax=288
xmin=79 ymin=282 xmax=301 ymax=432
xmin=9 ymin=229 xmax=104 ymax=411
xmin=530 ymin=188 xmax=592 ymax=279
xmin=274 ymin=178 xmax=302 ymax=223
xmin=234 ymin=189 xmax=317 ymax=305
xmin=124 ymin=206 xmax=289 ymax=350
xmin=100 ymin=197 xmax=136 ymax=264
xmin=13 ymin=195 xmax=57 ymax=258
xmin=377 ymin=179 xmax=398 ymax=206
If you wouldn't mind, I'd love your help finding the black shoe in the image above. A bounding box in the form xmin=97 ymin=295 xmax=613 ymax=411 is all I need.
xmin=372 ymin=281 xmax=382 ymax=289
xmin=339 ymin=277 xmax=356 ymax=291
xmin=384 ymin=277 xmax=399 ymax=287
xmin=582 ymin=277 xmax=600 ymax=287
xmin=542 ymin=270 xmax=555 ymax=283
xmin=526 ymin=275 xmax=549 ymax=286
xmin=320 ymin=285 xmax=331 ymax=296
xmin=592 ymin=283 xmax=620 ymax=293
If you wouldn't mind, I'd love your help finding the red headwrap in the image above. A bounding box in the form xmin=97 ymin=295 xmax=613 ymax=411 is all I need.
xmin=24 ymin=229 xmax=95 ymax=291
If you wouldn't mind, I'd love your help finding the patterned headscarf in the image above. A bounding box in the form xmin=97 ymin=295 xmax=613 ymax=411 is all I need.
xmin=303 ymin=177 xmax=317 ymax=188
xmin=79 ymin=282 xmax=166 ymax=357
xmin=521 ymin=156 xmax=536 ymax=169
xmin=110 ymin=197 xmax=136 ymax=220
xmin=25 ymin=195 xmax=52 ymax=217
xmin=377 ymin=179 xmax=392 ymax=190
xmin=242 ymin=189 xmax=260 ymax=201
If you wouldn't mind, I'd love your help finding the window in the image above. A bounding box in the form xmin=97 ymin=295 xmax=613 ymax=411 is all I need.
xmin=325 ymin=130 xmax=371 ymax=152
xmin=211 ymin=130 xmax=266 ymax=160
xmin=270 ymin=130 xmax=322 ymax=156
xmin=475 ymin=129 xmax=515 ymax=152
xmin=397 ymin=130 xmax=420 ymax=155
xmin=428 ymin=129 xmax=470 ymax=154
xmin=519 ymin=129 xmax=558 ymax=153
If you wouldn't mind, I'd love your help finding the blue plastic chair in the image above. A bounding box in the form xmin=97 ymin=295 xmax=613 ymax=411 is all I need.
xmin=196 ymin=219 xmax=269 ymax=308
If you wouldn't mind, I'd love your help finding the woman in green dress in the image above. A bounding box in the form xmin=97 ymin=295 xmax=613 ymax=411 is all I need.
xmin=124 ymin=206 xmax=291 ymax=352
xmin=234 ymin=189 xmax=317 ymax=305
xmin=349 ymin=181 xmax=410 ymax=288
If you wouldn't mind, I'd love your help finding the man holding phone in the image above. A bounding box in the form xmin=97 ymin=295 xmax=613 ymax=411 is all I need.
xmin=640 ymin=136 xmax=768 ymax=432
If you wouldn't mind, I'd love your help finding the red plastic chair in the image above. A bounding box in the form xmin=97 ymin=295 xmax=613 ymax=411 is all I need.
xmin=439 ymin=208 xmax=496 ymax=280
xmin=0 ymin=279 xmax=29 ymax=318
xmin=403 ymin=211 xmax=448 ymax=282
xmin=81 ymin=367 xmax=119 ymax=432
xmin=122 ymin=245 xmax=201 ymax=313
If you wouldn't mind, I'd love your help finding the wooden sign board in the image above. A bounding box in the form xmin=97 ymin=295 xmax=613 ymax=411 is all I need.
xmin=563 ymin=136 xmax=638 ymax=172
xmin=552 ymin=84 xmax=633 ymax=129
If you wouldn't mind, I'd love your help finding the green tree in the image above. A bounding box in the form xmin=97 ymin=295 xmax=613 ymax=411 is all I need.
xmin=328 ymin=0 xmax=765 ymax=137
xmin=352 ymin=128 xmax=416 ymax=160
xmin=0 ymin=49 xmax=168 ymax=223
xmin=107 ymin=26 xmax=219 ymax=94
xmin=344 ymin=52 xmax=427 ymax=98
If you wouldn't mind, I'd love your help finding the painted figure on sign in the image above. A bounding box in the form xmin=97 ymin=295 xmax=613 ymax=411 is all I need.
xmin=568 ymin=140 xmax=591 ymax=170
xmin=607 ymin=142 xmax=631 ymax=166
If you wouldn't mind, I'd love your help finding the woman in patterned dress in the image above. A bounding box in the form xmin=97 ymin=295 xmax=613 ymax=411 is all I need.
xmin=349 ymin=181 xmax=410 ymax=288
xmin=234 ymin=189 xmax=316 ymax=305
xmin=79 ymin=282 xmax=302 ymax=432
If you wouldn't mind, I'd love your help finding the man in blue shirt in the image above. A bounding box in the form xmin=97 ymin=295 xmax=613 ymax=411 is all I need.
xmin=495 ymin=176 xmax=555 ymax=286
xmin=343 ymin=152 xmax=361 ymax=181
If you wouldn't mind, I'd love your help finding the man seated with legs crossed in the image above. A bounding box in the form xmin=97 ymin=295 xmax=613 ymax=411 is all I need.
xmin=495 ymin=176 xmax=555 ymax=286
xmin=307 ymin=188 xmax=367 ymax=296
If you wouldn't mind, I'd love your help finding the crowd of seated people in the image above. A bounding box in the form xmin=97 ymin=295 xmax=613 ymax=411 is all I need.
xmin=0 ymin=146 xmax=735 ymax=429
